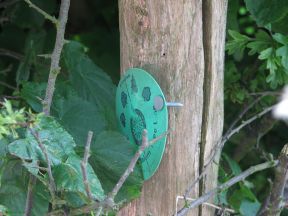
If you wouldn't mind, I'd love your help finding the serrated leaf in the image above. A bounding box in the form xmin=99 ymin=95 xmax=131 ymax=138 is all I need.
xmin=259 ymin=47 xmax=273 ymax=60
xmin=8 ymin=115 xmax=76 ymax=165
xmin=226 ymin=30 xmax=251 ymax=56
xmin=63 ymin=41 xmax=117 ymax=129
xmin=53 ymin=154 xmax=105 ymax=202
xmin=20 ymin=82 xmax=107 ymax=146
xmin=90 ymin=131 xmax=143 ymax=202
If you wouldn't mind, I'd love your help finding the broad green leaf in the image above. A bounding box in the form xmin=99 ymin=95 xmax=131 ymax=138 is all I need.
xmin=0 ymin=160 xmax=49 ymax=216
xmin=244 ymin=0 xmax=288 ymax=26
xmin=90 ymin=131 xmax=143 ymax=202
xmin=53 ymin=154 xmax=104 ymax=202
xmin=8 ymin=115 xmax=76 ymax=165
xmin=239 ymin=199 xmax=261 ymax=216
xmin=21 ymin=82 xmax=107 ymax=146
xmin=20 ymin=82 xmax=46 ymax=112
xmin=63 ymin=41 xmax=117 ymax=129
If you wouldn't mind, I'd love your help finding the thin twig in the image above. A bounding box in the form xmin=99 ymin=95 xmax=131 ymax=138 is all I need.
xmin=81 ymin=131 xmax=94 ymax=201
xmin=0 ymin=0 xmax=19 ymax=9
xmin=29 ymin=128 xmax=56 ymax=209
xmin=0 ymin=81 xmax=17 ymax=90
xmin=184 ymin=105 xmax=274 ymax=197
xmin=0 ymin=64 xmax=13 ymax=75
xmin=43 ymin=0 xmax=70 ymax=115
xmin=177 ymin=160 xmax=278 ymax=216
xmin=175 ymin=196 xmax=235 ymax=215
xmin=0 ymin=48 xmax=23 ymax=60
xmin=23 ymin=0 xmax=58 ymax=25
xmin=24 ymin=175 xmax=37 ymax=216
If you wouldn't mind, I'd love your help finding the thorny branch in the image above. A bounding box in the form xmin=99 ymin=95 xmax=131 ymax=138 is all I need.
xmin=42 ymin=0 xmax=70 ymax=115
xmin=81 ymin=131 xmax=94 ymax=201
xmin=177 ymin=160 xmax=278 ymax=216
xmin=22 ymin=0 xmax=70 ymax=212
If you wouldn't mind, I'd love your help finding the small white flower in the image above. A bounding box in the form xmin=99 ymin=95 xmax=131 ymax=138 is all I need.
xmin=273 ymin=86 xmax=288 ymax=120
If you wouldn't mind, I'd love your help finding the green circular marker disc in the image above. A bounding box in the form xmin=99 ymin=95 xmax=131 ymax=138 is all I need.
xmin=116 ymin=68 xmax=168 ymax=180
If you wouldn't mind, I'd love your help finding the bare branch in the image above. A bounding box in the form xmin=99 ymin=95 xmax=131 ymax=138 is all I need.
xmin=43 ymin=0 xmax=70 ymax=115
xmin=0 ymin=48 xmax=23 ymax=60
xmin=178 ymin=160 xmax=278 ymax=216
xmin=258 ymin=144 xmax=288 ymax=216
xmin=23 ymin=0 xmax=58 ymax=25
xmin=81 ymin=131 xmax=94 ymax=201
xmin=0 ymin=81 xmax=17 ymax=90
xmin=185 ymin=105 xmax=274 ymax=197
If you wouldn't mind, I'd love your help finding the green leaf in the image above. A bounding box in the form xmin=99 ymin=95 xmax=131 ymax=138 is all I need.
xmin=90 ymin=131 xmax=143 ymax=202
xmin=239 ymin=199 xmax=261 ymax=216
xmin=8 ymin=115 xmax=76 ymax=165
xmin=53 ymin=154 xmax=105 ymax=202
xmin=223 ymin=153 xmax=241 ymax=176
xmin=63 ymin=41 xmax=117 ymax=129
xmin=0 ymin=160 xmax=49 ymax=216
xmin=226 ymin=30 xmax=251 ymax=56
xmin=20 ymin=82 xmax=107 ymax=146
xmin=247 ymin=31 xmax=272 ymax=55
xmin=244 ymin=0 xmax=288 ymax=26
xmin=276 ymin=45 xmax=288 ymax=70
xmin=273 ymin=33 xmax=288 ymax=45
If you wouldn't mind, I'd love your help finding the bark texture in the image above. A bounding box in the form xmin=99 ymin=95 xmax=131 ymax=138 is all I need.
xmin=118 ymin=0 xmax=227 ymax=215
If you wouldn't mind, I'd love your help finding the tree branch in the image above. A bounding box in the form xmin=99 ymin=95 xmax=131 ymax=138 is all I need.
xmin=43 ymin=0 xmax=70 ymax=115
xmin=29 ymin=128 xmax=56 ymax=209
xmin=81 ymin=131 xmax=93 ymax=201
xmin=178 ymin=160 xmax=278 ymax=216
xmin=185 ymin=105 xmax=274 ymax=197
xmin=258 ymin=144 xmax=288 ymax=216
xmin=23 ymin=0 xmax=58 ymax=25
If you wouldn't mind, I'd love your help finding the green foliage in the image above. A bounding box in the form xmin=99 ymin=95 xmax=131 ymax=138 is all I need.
xmin=0 ymin=100 xmax=25 ymax=139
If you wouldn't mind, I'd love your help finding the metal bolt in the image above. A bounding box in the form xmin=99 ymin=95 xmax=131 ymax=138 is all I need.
xmin=154 ymin=96 xmax=183 ymax=111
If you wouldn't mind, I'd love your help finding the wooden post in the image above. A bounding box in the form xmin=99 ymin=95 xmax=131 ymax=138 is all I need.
xmin=118 ymin=0 xmax=227 ymax=215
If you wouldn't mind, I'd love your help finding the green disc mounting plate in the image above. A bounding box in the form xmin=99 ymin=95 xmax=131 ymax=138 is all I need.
xmin=116 ymin=68 xmax=168 ymax=180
